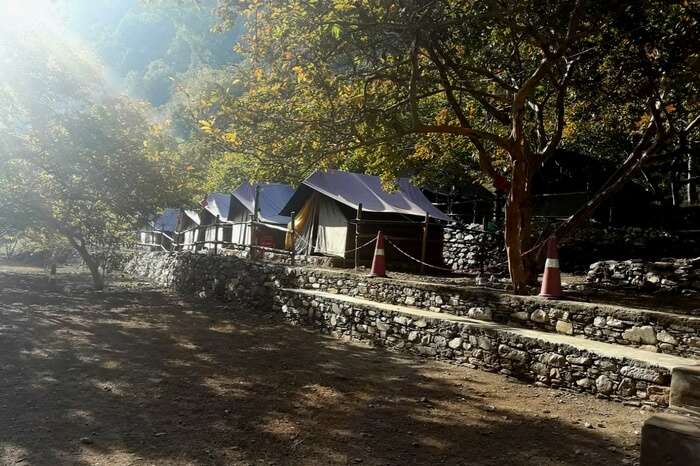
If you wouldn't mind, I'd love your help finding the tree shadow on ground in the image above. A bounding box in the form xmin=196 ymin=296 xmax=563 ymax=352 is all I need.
xmin=0 ymin=269 xmax=641 ymax=466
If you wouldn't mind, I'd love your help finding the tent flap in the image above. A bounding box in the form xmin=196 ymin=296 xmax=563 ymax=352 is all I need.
xmin=314 ymin=196 xmax=348 ymax=257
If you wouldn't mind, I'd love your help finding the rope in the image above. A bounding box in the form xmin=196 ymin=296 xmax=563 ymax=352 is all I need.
xmin=384 ymin=238 xmax=460 ymax=273
xmin=290 ymin=231 xmax=377 ymax=255
xmin=344 ymin=237 xmax=377 ymax=254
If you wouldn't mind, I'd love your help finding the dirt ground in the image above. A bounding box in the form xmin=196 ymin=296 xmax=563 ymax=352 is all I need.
xmin=0 ymin=265 xmax=653 ymax=466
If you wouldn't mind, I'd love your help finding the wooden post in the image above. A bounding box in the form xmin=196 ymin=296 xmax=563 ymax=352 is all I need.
xmin=420 ymin=213 xmax=430 ymax=274
xmin=355 ymin=203 xmax=363 ymax=270
xmin=290 ymin=210 xmax=296 ymax=266
xmin=214 ymin=215 xmax=220 ymax=255
xmin=250 ymin=184 xmax=261 ymax=261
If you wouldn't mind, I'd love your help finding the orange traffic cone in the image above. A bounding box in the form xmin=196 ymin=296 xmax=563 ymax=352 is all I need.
xmin=539 ymin=237 xmax=562 ymax=298
xmin=369 ymin=231 xmax=386 ymax=277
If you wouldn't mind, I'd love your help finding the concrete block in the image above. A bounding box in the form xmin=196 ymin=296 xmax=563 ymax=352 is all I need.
xmin=670 ymin=365 xmax=700 ymax=416
xmin=640 ymin=413 xmax=700 ymax=466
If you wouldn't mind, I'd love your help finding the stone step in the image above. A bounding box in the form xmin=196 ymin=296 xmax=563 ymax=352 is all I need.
xmin=292 ymin=267 xmax=700 ymax=359
xmin=278 ymin=288 xmax=699 ymax=406
xmin=640 ymin=413 xmax=700 ymax=466
xmin=670 ymin=365 xmax=700 ymax=416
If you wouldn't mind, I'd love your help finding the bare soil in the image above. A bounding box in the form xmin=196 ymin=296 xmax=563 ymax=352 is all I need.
xmin=0 ymin=265 xmax=652 ymax=466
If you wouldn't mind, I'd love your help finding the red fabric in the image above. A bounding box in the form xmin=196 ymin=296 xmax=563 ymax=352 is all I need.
xmin=493 ymin=175 xmax=511 ymax=193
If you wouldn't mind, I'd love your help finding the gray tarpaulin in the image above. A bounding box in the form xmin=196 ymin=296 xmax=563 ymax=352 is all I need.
xmin=203 ymin=193 xmax=232 ymax=221
xmin=153 ymin=208 xmax=179 ymax=232
xmin=296 ymin=170 xmax=450 ymax=221
xmin=232 ymin=181 xmax=295 ymax=225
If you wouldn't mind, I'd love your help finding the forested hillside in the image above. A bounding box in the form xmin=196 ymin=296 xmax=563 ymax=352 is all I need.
xmin=60 ymin=0 xmax=243 ymax=106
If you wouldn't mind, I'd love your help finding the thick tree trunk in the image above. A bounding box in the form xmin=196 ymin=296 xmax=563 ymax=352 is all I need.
xmin=505 ymin=159 xmax=530 ymax=294
xmin=67 ymin=236 xmax=104 ymax=290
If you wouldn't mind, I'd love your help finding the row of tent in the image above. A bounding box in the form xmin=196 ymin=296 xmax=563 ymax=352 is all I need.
xmin=139 ymin=169 xmax=451 ymax=266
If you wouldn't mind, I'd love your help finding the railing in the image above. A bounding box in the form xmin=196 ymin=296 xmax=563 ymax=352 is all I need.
xmin=139 ymin=217 xmax=298 ymax=264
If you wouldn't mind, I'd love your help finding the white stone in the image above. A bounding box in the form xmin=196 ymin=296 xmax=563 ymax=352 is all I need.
xmin=596 ymin=375 xmax=613 ymax=394
xmin=620 ymin=366 xmax=665 ymax=384
xmin=530 ymin=309 xmax=547 ymax=323
xmin=477 ymin=336 xmax=492 ymax=351
xmin=576 ymin=378 xmax=592 ymax=388
xmin=657 ymin=331 xmax=678 ymax=345
xmin=593 ymin=316 xmax=607 ymax=327
xmin=376 ymin=321 xmax=390 ymax=332
xmin=448 ymin=338 xmax=463 ymax=349
xmin=468 ymin=307 xmax=493 ymax=321
xmin=606 ymin=316 xmax=625 ymax=328
xmin=622 ymin=326 xmax=657 ymax=345
xmin=556 ymin=320 xmax=574 ymax=335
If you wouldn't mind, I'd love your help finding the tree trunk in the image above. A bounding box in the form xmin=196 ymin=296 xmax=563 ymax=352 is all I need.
xmin=67 ymin=236 xmax=104 ymax=290
xmin=505 ymin=159 xmax=530 ymax=294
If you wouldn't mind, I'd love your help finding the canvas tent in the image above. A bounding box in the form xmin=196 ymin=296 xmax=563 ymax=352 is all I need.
xmin=226 ymin=181 xmax=295 ymax=249
xmin=139 ymin=208 xmax=179 ymax=250
xmin=200 ymin=192 xmax=234 ymax=248
xmin=176 ymin=209 xmax=202 ymax=250
xmin=280 ymin=170 xmax=450 ymax=268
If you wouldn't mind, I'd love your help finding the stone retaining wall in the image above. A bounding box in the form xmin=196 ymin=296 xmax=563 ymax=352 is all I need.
xmin=442 ymin=222 xmax=700 ymax=274
xmin=123 ymin=251 xmax=286 ymax=307
xmin=442 ymin=224 xmax=504 ymax=274
xmin=587 ymin=258 xmax=700 ymax=296
xmin=291 ymin=268 xmax=700 ymax=358
xmin=276 ymin=290 xmax=670 ymax=407
xmin=123 ymin=251 xmax=700 ymax=407
xmin=125 ymin=252 xmax=700 ymax=358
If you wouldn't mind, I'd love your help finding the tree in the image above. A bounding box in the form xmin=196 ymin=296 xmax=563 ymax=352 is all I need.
xmin=200 ymin=0 xmax=699 ymax=293
xmin=0 ymin=17 xmax=189 ymax=289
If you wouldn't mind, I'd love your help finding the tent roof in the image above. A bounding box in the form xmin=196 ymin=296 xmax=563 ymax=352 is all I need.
xmin=232 ymin=181 xmax=295 ymax=225
xmin=183 ymin=209 xmax=201 ymax=225
xmin=203 ymin=193 xmax=233 ymax=221
xmin=280 ymin=170 xmax=450 ymax=221
xmin=152 ymin=208 xmax=179 ymax=232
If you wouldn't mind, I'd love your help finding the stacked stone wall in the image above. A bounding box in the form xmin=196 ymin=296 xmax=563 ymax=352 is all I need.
xmin=123 ymin=251 xmax=288 ymax=307
xmin=442 ymin=224 xmax=504 ymax=274
xmin=124 ymin=253 xmax=700 ymax=358
xmin=276 ymin=290 xmax=671 ymax=407
xmin=587 ymin=257 xmax=700 ymax=296
xmin=292 ymin=268 xmax=700 ymax=358
xmin=441 ymin=222 xmax=700 ymax=274
xmin=122 ymin=251 xmax=699 ymax=408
